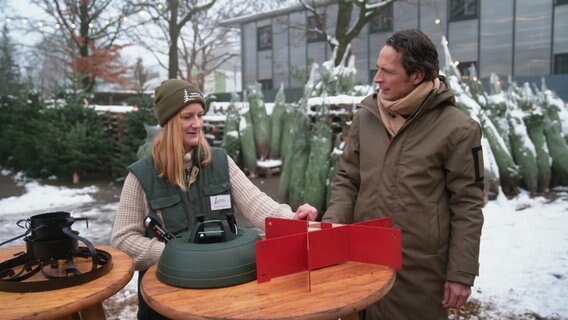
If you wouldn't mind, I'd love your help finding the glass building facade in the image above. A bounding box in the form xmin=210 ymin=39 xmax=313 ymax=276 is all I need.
xmin=226 ymin=0 xmax=568 ymax=100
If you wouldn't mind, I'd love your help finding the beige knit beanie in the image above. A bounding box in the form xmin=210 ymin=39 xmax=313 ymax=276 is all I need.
xmin=154 ymin=79 xmax=206 ymax=126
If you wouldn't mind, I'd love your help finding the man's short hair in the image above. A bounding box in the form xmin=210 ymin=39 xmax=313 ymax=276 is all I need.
xmin=385 ymin=29 xmax=439 ymax=81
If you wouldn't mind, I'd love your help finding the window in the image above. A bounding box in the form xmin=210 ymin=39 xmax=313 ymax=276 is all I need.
xmin=457 ymin=61 xmax=478 ymax=80
xmin=258 ymin=79 xmax=273 ymax=90
xmin=257 ymin=26 xmax=272 ymax=51
xmin=307 ymin=15 xmax=326 ymax=43
xmin=449 ymin=0 xmax=478 ymax=22
xmin=554 ymin=53 xmax=568 ymax=74
xmin=555 ymin=0 xmax=568 ymax=5
xmin=370 ymin=3 xmax=393 ymax=33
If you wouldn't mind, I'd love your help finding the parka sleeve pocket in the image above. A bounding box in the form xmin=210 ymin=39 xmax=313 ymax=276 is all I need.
xmin=149 ymin=194 xmax=181 ymax=210
xmin=202 ymin=182 xmax=231 ymax=195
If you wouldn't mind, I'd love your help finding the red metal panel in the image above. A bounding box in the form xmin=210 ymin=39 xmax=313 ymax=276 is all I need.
xmin=307 ymin=225 xmax=350 ymax=270
xmin=348 ymin=225 xmax=402 ymax=269
xmin=320 ymin=222 xmax=334 ymax=229
xmin=265 ymin=217 xmax=308 ymax=239
xmin=256 ymin=217 xmax=402 ymax=284
xmin=255 ymin=232 xmax=307 ymax=283
xmin=354 ymin=217 xmax=392 ymax=228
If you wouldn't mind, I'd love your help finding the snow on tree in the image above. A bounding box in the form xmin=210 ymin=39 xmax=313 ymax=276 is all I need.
xmin=247 ymin=83 xmax=271 ymax=160
xmin=238 ymin=92 xmax=257 ymax=175
xmin=221 ymin=92 xmax=241 ymax=165
xmin=303 ymin=93 xmax=333 ymax=214
xmin=269 ymin=84 xmax=286 ymax=159
xmin=442 ymin=37 xmax=517 ymax=197
xmin=540 ymin=82 xmax=568 ymax=186
xmin=505 ymin=85 xmax=538 ymax=195
xmin=136 ymin=124 xmax=160 ymax=159
xmin=278 ymin=64 xmax=317 ymax=204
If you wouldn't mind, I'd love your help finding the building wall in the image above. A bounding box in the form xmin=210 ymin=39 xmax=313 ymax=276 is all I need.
xmin=273 ymin=17 xmax=290 ymax=89
xmin=237 ymin=0 xmax=568 ymax=100
xmin=479 ymin=0 xmax=514 ymax=77
xmin=242 ymin=22 xmax=257 ymax=88
xmin=289 ymin=11 xmax=308 ymax=88
xmin=555 ymin=4 xmax=568 ymax=55
xmin=203 ymin=68 xmax=242 ymax=95
xmin=514 ymin=1 xmax=552 ymax=76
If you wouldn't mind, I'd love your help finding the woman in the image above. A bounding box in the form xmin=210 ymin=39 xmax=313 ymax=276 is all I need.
xmin=111 ymin=79 xmax=317 ymax=319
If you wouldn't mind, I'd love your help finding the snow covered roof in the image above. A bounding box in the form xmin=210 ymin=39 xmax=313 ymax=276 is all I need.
xmin=208 ymin=101 xmax=276 ymax=115
xmin=307 ymin=95 xmax=363 ymax=107
xmin=88 ymin=105 xmax=139 ymax=113
xmin=221 ymin=0 xmax=333 ymax=26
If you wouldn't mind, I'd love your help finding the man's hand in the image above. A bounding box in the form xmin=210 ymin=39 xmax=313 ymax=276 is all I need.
xmin=293 ymin=204 xmax=318 ymax=221
xmin=442 ymin=281 xmax=471 ymax=309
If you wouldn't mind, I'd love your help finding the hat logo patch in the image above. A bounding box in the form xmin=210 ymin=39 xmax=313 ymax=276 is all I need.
xmin=183 ymin=89 xmax=191 ymax=103
xmin=183 ymin=89 xmax=203 ymax=103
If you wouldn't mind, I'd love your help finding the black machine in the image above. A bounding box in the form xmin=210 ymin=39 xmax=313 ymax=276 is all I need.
xmin=0 ymin=211 xmax=112 ymax=292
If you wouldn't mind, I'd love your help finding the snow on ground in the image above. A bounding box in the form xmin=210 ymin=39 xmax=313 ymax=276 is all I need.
xmin=0 ymin=173 xmax=567 ymax=319
xmin=471 ymin=189 xmax=568 ymax=319
xmin=0 ymin=180 xmax=97 ymax=216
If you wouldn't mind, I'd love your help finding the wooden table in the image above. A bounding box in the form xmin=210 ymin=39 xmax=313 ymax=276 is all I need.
xmin=0 ymin=245 xmax=134 ymax=320
xmin=142 ymin=261 xmax=395 ymax=320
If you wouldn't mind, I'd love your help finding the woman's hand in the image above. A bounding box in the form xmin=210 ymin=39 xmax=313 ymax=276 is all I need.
xmin=293 ymin=204 xmax=318 ymax=221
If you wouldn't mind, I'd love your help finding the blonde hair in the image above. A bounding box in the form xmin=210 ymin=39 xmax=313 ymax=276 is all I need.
xmin=152 ymin=113 xmax=212 ymax=190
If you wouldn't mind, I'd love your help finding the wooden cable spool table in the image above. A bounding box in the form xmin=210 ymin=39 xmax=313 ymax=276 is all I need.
xmin=0 ymin=245 xmax=134 ymax=320
xmin=142 ymin=261 xmax=395 ymax=320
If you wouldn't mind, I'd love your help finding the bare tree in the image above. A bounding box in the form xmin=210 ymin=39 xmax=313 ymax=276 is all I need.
xmin=125 ymin=0 xmax=286 ymax=91
xmin=126 ymin=0 xmax=216 ymax=81
xmin=30 ymin=0 xmax=138 ymax=92
xmin=176 ymin=4 xmax=241 ymax=90
xmin=26 ymin=33 xmax=74 ymax=93
xmin=0 ymin=24 xmax=22 ymax=96
xmin=299 ymin=0 xmax=394 ymax=66
xmin=130 ymin=57 xmax=160 ymax=95
xmin=0 ymin=0 xmax=8 ymax=15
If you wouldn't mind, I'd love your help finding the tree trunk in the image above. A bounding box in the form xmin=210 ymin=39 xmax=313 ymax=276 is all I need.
xmin=168 ymin=0 xmax=180 ymax=79
xmin=79 ymin=1 xmax=91 ymax=91
xmin=334 ymin=1 xmax=353 ymax=66
xmin=72 ymin=170 xmax=80 ymax=185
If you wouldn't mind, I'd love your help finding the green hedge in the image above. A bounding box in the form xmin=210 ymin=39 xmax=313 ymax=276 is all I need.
xmin=0 ymin=90 xmax=156 ymax=180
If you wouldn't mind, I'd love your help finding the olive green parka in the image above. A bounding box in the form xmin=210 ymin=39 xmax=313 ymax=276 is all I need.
xmin=324 ymin=77 xmax=484 ymax=320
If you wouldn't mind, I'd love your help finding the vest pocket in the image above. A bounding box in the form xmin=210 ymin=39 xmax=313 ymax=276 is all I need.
xmin=202 ymin=182 xmax=231 ymax=195
xmin=150 ymin=194 xmax=181 ymax=209
xmin=202 ymin=182 xmax=233 ymax=221
xmin=149 ymin=194 xmax=189 ymax=234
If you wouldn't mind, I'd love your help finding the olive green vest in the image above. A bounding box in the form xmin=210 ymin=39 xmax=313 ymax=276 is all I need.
xmin=127 ymin=147 xmax=234 ymax=237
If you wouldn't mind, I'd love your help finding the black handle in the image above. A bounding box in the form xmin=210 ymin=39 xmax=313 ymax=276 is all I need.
xmin=144 ymin=215 xmax=175 ymax=243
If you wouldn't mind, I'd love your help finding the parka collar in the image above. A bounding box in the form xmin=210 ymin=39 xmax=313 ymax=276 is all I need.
xmin=359 ymin=76 xmax=455 ymax=122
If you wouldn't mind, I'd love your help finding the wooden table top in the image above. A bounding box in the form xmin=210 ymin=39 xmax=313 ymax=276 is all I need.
xmin=0 ymin=245 xmax=134 ymax=320
xmin=142 ymin=261 xmax=395 ymax=320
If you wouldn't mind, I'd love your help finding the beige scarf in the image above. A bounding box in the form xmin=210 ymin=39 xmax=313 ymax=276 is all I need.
xmin=377 ymin=78 xmax=440 ymax=136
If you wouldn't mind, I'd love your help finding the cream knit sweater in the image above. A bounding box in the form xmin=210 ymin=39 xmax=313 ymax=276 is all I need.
xmin=110 ymin=156 xmax=294 ymax=270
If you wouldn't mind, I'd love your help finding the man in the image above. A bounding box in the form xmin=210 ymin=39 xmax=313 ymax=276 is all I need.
xmin=323 ymin=29 xmax=484 ymax=320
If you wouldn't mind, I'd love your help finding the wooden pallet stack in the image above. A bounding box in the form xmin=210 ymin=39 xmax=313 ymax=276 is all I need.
xmin=90 ymin=105 xmax=138 ymax=161
xmin=307 ymin=95 xmax=360 ymax=144
xmin=203 ymin=115 xmax=226 ymax=147
xmin=203 ymin=102 xmax=231 ymax=147
xmin=256 ymin=159 xmax=282 ymax=177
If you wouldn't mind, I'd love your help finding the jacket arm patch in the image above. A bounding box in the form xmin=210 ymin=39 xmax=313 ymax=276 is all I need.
xmin=471 ymin=146 xmax=484 ymax=183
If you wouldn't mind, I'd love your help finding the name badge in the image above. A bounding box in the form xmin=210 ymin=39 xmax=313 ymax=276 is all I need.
xmin=210 ymin=194 xmax=232 ymax=210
